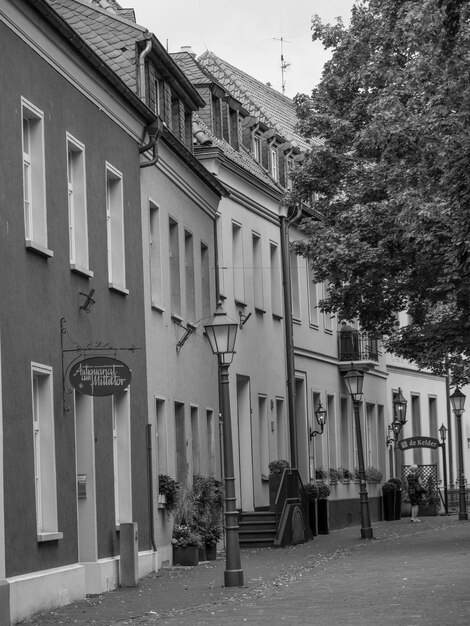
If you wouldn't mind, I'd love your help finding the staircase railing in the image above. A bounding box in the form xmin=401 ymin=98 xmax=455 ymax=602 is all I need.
xmin=273 ymin=468 xmax=311 ymax=543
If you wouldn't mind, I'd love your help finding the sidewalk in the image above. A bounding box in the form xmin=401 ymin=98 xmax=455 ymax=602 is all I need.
xmin=22 ymin=515 xmax=470 ymax=625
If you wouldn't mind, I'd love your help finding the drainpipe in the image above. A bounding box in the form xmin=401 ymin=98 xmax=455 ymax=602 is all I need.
xmin=139 ymin=34 xmax=152 ymax=103
xmin=280 ymin=202 xmax=302 ymax=469
xmin=139 ymin=117 xmax=163 ymax=169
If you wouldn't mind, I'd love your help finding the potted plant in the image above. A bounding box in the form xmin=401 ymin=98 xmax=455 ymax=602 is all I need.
xmin=328 ymin=468 xmax=342 ymax=484
xmin=171 ymin=524 xmax=202 ymax=566
xmin=304 ymin=483 xmax=318 ymax=536
xmin=340 ymin=468 xmax=353 ymax=484
xmin=387 ymin=477 xmax=403 ymax=520
xmin=419 ymin=491 xmax=440 ymax=516
xmin=382 ymin=480 xmax=397 ymax=521
xmin=268 ymin=459 xmax=290 ymax=510
xmin=317 ymin=482 xmax=330 ymax=534
xmin=366 ymin=467 xmax=383 ymax=484
xmin=158 ymin=474 xmax=180 ymax=513
xmin=315 ymin=467 xmax=328 ymax=481
xmin=192 ymin=474 xmax=224 ymax=560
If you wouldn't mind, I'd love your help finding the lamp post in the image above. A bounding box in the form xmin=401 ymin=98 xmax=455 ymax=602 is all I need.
xmin=392 ymin=388 xmax=408 ymax=477
xmin=449 ymin=388 xmax=468 ymax=521
xmin=204 ymin=303 xmax=244 ymax=586
xmin=343 ymin=367 xmax=373 ymax=539
xmin=439 ymin=423 xmax=449 ymax=515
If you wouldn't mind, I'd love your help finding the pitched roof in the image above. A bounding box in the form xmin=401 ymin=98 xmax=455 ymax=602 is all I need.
xmin=49 ymin=0 xmax=145 ymax=93
xmin=198 ymin=51 xmax=315 ymax=151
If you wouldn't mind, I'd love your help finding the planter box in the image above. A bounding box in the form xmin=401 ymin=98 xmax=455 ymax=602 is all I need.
xmin=206 ymin=543 xmax=217 ymax=561
xmin=317 ymin=499 xmax=329 ymax=534
xmin=173 ymin=545 xmax=199 ymax=566
xmin=198 ymin=545 xmax=207 ymax=561
xmin=382 ymin=490 xmax=396 ymax=521
xmin=394 ymin=490 xmax=402 ymax=520
xmin=307 ymin=500 xmax=317 ymax=536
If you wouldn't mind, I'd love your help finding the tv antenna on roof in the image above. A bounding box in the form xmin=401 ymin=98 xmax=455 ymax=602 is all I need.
xmin=273 ymin=36 xmax=291 ymax=95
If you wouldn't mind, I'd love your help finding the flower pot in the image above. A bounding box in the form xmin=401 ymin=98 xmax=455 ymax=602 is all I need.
xmin=394 ymin=490 xmax=402 ymax=520
xmin=307 ymin=500 xmax=317 ymax=536
xmin=418 ymin=504 xmax=439 ymax=516
xmin=317 ymin=499 xmax=329 ymax=534
xmin=173 ymin=545 xmax=199 ymax=566
xmin=382 ymin=489 xmax=396 ymax=521
xmin=205 ymin=543 xmax=217 ymax=561
xmin=198 ymin=545 xmax=207 ymax=561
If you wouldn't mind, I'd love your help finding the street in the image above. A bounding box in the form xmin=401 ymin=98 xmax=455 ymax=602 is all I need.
xmin=22 ymin=516 xmax=470 ymax=625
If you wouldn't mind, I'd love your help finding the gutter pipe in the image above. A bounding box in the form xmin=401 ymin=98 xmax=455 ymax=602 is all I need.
xmin=280 ymin=203 xmax=303 ymax=469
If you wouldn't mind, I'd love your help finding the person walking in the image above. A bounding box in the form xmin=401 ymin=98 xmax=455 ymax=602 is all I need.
xmin=407 ymin=464 xmax=425 ymax=522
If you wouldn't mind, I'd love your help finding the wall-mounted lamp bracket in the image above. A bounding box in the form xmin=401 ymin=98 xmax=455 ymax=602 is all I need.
xmin=309 ymin=423 xmax=325 ymax=439
xmin=79 ymin=288 xmax=95 ymax=313
xmin=239 ymin=311 xmax=252 ymax=329
xmin=176 ymin=323 xmax=198 ymax=354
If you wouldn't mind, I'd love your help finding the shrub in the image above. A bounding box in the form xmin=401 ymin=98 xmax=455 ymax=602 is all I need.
xmin=171 ymin=523 xmax=203 ymax=548
xmin=317 ymin=483 xmax=331 ymax=499
xmin=304 ymin=483 xmax=318 ymax=501
xmin=158 ymin=474 xmax=180 ymax=513
xmin=388 ymin=477 xmax=403 ymax=490
xmin=315 ymin=467 xmax=328 ymax=480
xmin=329 ymin=468 xmax=342 ymax=482
xmin=382 ymin=480 xmax=397 ymax=492
xmin=268 ymin=459 xmax=290 ymax=475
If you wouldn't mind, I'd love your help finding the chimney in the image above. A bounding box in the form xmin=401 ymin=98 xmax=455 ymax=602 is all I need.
xmin=180 ymin=45 xmax=196 ymax=58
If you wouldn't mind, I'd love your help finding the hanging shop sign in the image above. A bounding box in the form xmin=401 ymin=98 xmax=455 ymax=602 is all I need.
xmin=397 ymin=436 xmax=440 ymax=451
xmin=69 ymin=356 xmax=131 ymax=396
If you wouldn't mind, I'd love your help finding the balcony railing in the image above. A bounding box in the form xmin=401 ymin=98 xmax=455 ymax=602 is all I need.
xmin=338 ymin=328 xmax=379 ymax=362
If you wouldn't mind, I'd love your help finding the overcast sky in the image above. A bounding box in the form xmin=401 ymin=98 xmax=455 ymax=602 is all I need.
xmin=122 ymin=1 xmax=357 ymax=98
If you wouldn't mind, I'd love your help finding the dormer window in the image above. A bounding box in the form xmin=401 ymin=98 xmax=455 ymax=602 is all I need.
xmin=286 ymin=154 xmax=294 ymax=190
xmin=269 ymin=143 xmax=279 ymax=182
xmin=253 ymin=133 xmax=261 ymax=162
xmin=212 ymin=96 xmax=222 ymax=138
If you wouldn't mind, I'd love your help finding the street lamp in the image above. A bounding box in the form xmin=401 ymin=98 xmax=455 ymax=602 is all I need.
xmin=310 ymin=401 xmax=327 ymax=439
xmin=388 ymin=388 xmax=408 ymax=477
xmin=343 ymin=366 xmax=373 ymax=539
xmin=449 ymin=388 xmax=468 ymax=521
xmin=204 ymin=302 xmax=244 ymax=586
xmin=439 ymin=423 xmax=449 ymax=515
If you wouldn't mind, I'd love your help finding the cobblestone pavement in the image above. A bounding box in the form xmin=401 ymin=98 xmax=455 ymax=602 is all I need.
xmin=21 ymin=515 xmax=470 ymax=625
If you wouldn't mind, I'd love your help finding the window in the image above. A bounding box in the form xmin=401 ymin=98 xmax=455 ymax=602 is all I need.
xmin=212 ymin=97 xmax=222 ymax=138
xmin=252 ymin=133 xmax=261 ymax=162
xmin=191 ymin=405 xmax=200 ymax=476
xmin=169 ymin=217 xmax=181 ymax=316
xmin=232 ymin=221 xmax=245 ymax=303
xmin=22 ymin=99 xmax=50 ymax=256
xmin=206 ymin=410 xmax=215 ymax=476
xmin=175 ymin=402 xmax=186 ymax=484
xmin=411 ymin=395 xmax=422 ymax=465
xmin=308 ymin=266 xmax=319 ymax=327
xmin=149 ymin=200 xmax=163 ymax=309
xmin=201 ymin=242 xmax=211 ymax=319
xmin=327 ymin=395 xmax=337 ymax=468
xmin=31 ymin=363 xmax=61 ymax=540
xmin=322 ymin=281 xmax=333 ymax=332
xmin=290 ymin=249 xmax=300 ymax=319
xmin=171 ymin=97 xmax=181 ymax=138
xmin=67 ymin=134 xmax=90 ymax=274
xmin=286 ymin=155 xmax=294 ymax=190
xmin=252 ymin=232 xmax=264 ymax=310
xmin=340 ymin=396 xmax=350 ymax=469
xmin=112 ymin=390 xmax=132 ymax=525
xmin=185 ymin=231 xmax=196 ymax=322
xmin=429 ymin=396 xmax=438 ymax=465
xmin=269 ymin=144 xmax=279 ymax=181
xmin=156 ymin=398 xmax=167 ymax=474
xmin=276 ymin=397 xmax=286 ymax=460
xmin=106 ymin=164 xmax=126 ymax=292
xmin=258 ymin=395 xmax=269 ymax=477
xmin=270 ymin=241 xmax=282 ymax=317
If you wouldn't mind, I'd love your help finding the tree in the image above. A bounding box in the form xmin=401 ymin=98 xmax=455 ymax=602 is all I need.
xmin=290 ymin=0 xmax=470 ymax=383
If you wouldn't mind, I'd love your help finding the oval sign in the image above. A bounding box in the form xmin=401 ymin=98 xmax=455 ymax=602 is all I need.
xmin=69 ymin=356 xmax=131 ymax=397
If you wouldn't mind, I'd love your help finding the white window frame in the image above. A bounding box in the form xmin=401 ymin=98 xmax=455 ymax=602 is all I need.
xmin=112 ymin=389 xmax=132 ymax=526
xmin=31 ymin=363 xmax=62 ymax=541
xmin=252 ymin=231 xmax=264 ymax=311
xmin=22 ymin=98 xmax=52 ymax=257
xmin=149 ymin=199 xmax=163 ymax=310
xmin=106 ymin=163 xmax=127 ymax=294
xmin=232 ymin=221 xmax=245 ymax=304
xmin=67 ymin=133 xmax=91 ymax=276
xmin=269 ymin=144 xmax=279 ymax=181
xmin=270 ymin=241 xmax=282 ymax=317
xmin=252 ymin=132 xmax=261 ymax=162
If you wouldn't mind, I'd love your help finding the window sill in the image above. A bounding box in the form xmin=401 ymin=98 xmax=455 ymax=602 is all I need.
xmin=71 ymin=264 xmax=94 ymax=279
xmin=25 ymin=240 xmax=54 ymax=259
xmin=37 ymin=531 xmax=63 ymax=543
xmin=234 ymin=299 xmax=247 ymax=308
xmin=151 ymin=302 xmax=165 ymax=313
xmin=109 ymin=283 xmax=129 ymax=296
xmin=272 ymin=313 xmax=283 ymax=321
xmin=255 ymin=307 xmax=266 ymax=315
xmin=171 ymin=312 xmax=184 ymax=324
